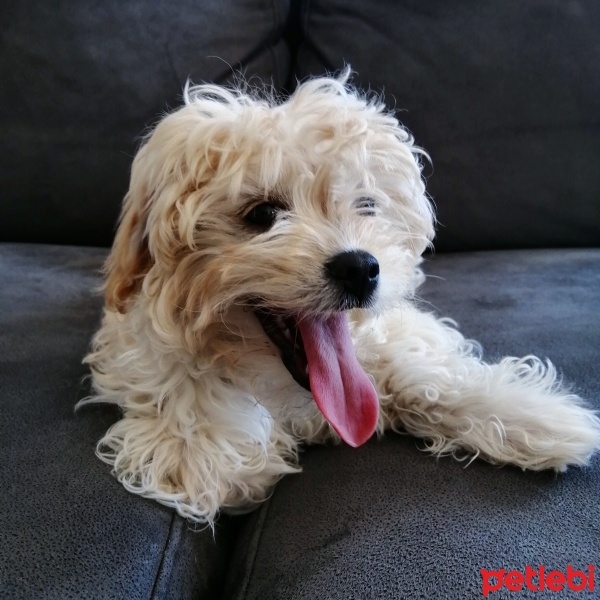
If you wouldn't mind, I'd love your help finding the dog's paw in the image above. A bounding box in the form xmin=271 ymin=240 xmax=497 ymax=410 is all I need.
xmin=503 ymin=400 xmax=600 ymax=472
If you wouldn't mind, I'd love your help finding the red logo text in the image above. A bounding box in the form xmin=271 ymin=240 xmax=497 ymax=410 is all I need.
xmin=481 ymin=565 xmax=595 ymax=597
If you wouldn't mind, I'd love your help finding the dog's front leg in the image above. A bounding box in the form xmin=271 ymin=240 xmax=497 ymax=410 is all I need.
xmin=356 ymin=306 xmax=600 ymax=471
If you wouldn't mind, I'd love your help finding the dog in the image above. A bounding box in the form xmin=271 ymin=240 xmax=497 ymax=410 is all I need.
xmin=81 ymin=71 xmax=600 ymax=526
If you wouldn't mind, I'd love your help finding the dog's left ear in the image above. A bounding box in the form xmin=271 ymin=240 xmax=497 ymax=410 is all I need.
xmin=104 ymin=150 xmax=153 ymax=313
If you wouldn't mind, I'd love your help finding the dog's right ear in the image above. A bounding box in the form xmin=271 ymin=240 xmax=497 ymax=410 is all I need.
xmin=104 ymin=156 xmax=153 ymax=314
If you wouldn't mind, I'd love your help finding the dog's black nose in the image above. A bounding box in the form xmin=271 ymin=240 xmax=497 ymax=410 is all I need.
xmin=326 ymin=250 xmax=379 ymax=308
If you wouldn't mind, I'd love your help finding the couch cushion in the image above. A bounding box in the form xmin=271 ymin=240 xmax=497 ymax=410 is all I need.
xmin=0 ymin=0 xmax=290 ymax=248
xmin=294 ymin=0 xmax=600 ymax=251
xmin=0 ymin=242 xmax=241 ymax=600
xmin=223 ymin=249 xmax=600 ymax=599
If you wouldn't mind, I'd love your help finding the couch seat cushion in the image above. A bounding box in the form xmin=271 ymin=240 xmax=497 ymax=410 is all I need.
xmin=0 ymin=242 xmax=240 ymax=600
xmin=223 ymin=248 xmax=600 ymax=600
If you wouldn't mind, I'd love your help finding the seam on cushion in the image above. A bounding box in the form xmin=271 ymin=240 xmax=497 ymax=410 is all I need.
xmin=269 ymin=44 xmax=281 ymax=90
xmin=295 ymin=0 xmax=338 ymax=82
xmin=212 ymin=0 xmax=289 ymax=86
xmin=149 ymin=512 xmax=178 ymax=600
xmin=283 ymin=0 xmax=304 ymax=90
xmin=299 ymin=0 xmax=312 ymax=77
xmin=271 ymin=0 xmax=284 ymax=37
xmin=270 ymin=0 xmax=282 ymax=89
xmin=234 ymin=497 xmax=275 ymax=600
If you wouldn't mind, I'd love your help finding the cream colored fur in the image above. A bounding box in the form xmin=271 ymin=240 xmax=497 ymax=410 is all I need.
xmin=80 ymin=72 xmax=600 ymax=526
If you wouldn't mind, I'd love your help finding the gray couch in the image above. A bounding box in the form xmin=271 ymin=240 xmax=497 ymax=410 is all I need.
xmin=1 ymin=1 xmax=599 ymax=599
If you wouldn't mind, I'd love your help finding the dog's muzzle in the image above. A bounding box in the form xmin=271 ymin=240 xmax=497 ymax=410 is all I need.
xmin=325 ymin=250 xmax=379 ymax=309
xmin=252 ymin=248 xmax=381 ymax=448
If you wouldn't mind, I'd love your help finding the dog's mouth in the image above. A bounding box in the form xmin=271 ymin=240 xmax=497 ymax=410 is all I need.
xmin=255 ymin=310 xmax=310 ymax=391
xmin=254 ymin=308 xmax=379 ymax=447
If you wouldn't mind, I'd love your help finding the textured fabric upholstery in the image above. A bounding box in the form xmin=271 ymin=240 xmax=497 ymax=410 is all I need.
xmin=0 ymin=0 xmax=290 ymax=248
xmin=3 ymin=1 xmax=598 ymax=252
xmin=223 ymin=249 xmax=600 ymax=599
xmin=2 ymin=1 xmax=599 ymax=598
xmin=0 ymin=243 xmax=242 ymax=600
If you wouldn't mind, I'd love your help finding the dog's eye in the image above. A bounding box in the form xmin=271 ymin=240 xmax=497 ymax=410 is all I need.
xmin=244 ymin=203 xmax=281 ymax=228
xmin=356 ymin=197 xmax=376 ymax=217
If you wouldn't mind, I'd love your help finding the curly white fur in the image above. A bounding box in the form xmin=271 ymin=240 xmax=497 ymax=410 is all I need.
xmin=80 ymin=70 xmax=600 ymax=526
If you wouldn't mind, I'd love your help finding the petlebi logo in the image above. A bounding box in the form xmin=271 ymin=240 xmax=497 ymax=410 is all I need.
xmin=480 ymin=565 xmax=596 ymax=597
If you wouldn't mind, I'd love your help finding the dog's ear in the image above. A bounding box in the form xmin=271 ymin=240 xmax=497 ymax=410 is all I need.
xmin=104 ymin=155 xmax=153 ymax=313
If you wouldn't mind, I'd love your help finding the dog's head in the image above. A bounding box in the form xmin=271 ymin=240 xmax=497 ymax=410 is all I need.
xmin=104 ymin=72 xmax=435 ymax=446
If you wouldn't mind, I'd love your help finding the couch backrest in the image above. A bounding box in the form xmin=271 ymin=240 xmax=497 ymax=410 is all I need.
xmin=2 ymin=0 xmax=598 ymax=251
xmin=293 ymin=0 xmax=600 ymax=252
xmin=0 ymin=0 xmax=290 ymax=248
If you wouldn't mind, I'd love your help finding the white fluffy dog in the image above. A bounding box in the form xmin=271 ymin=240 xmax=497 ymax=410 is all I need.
xmin=82 ymin=72 xmax=600 ymax=525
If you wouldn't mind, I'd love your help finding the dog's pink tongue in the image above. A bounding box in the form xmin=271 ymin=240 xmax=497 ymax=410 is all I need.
xmin=298 ymin=314 xmax=379 ymax=447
